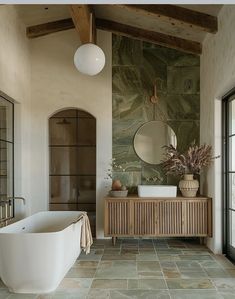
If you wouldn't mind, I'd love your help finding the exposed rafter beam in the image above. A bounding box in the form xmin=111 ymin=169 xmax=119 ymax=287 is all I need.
xmin=26 ymin=18 xmax=201 ymax=55
xmin=96 ymin=19 xmax=201 ymax=55
xmin=70 ymin=4 xmax=95 ymax=44
xmin=117 ymin=4 xmax=218 ymax=34
xmin=26 ymin=18 xmax=74 ymax=39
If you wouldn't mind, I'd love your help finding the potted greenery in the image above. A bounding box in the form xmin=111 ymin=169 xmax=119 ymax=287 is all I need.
xmin=162 ymin=143 xmax=214 ymax=197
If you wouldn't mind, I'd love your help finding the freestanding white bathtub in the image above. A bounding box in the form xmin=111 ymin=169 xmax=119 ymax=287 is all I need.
xmin=0 ymin=211 xmax=83 ymax=294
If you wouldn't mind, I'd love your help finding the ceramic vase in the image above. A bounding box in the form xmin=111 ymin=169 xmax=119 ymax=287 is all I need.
xmin=112 ymin=179 xmax=122 ymax=191
xmin=179 ymin=174 xmax=199 ymax=197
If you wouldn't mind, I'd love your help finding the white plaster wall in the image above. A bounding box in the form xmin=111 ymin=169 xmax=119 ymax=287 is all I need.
xmin=0 ymin=5 xmax=31 ymax=217
xmin=201 ymin=5 xmax=235 ymax=253
xmin=30 ymin=29 xmax=112 ymax=238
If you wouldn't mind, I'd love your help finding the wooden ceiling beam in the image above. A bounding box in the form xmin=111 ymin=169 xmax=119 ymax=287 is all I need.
xmin=26 ymin=17 xmax=201 ymax=55
xmin=96 ymin=18 xmax=201 ymax=55
xmin=26 ymin=18 xmax=74 ymax=39
xmin=70 ymin=4 xmax=95 ymax=44
xmin=117 ymin=4 xmax=218 ymax=33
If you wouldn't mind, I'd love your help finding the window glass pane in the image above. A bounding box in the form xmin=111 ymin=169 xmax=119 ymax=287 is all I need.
xmin=0 ymin=97 xmax=13 ymax=142
xmin=0 ymin=141 xmax=13 ymax=197
xmin=229 ymin=173 xmax=235 ymax=209
xmin=230 ymin=211 xmax=235 ymax=247
xmin=229 ymin=136 xmax=235 ymax=171
xmin=229 ymin=98 xmax=235 ymax=135
xmin=50 ymin=147 xmax=96 ymax=175
xmin=49 ymin=118 xmax=77 ymax=145
xmin=77 ymin=118 xmax=96 ymax=145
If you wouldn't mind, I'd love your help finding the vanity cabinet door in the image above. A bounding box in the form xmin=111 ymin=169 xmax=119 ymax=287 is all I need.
xmin=133 ymin=201 xmax=157 ymax=235
xmin=156 ymin=200 xmax=183 ymax=236
xmin=104 ymin=200 xmax=130 ymax=236
xmin=182 ymin=199 xmax=211 ymax=236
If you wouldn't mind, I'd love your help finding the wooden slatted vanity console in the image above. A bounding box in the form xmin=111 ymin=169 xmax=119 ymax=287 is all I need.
xmin=104 ymin=195 xmax=212 ymax=245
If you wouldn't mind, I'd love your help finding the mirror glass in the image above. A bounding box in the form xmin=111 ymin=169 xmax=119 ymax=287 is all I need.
xmin=134 ymin=120 xmax=177 ymax=165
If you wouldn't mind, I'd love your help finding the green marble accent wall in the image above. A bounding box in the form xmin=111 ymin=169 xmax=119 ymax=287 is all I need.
xmin=112 ymin=35 xmax=200 ymax=192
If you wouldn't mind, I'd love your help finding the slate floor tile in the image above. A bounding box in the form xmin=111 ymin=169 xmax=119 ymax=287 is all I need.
xmin=166 ymin=278 xmax=214 ymax=289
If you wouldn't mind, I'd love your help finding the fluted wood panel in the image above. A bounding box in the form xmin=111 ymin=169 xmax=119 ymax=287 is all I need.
xmin=183 ymin=200 xmax=208 ymax=235
xmin=104 ymin=196 xmax=212 ymax=238
xmin=157 ymin=201 xmax=183 ymax=235
xmin=133 ymin=201 xmax=156 ymax=235
xmin=105 ymin=200 xmax=130 ymax=235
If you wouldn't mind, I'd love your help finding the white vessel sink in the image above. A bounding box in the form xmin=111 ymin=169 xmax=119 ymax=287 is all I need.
xmin=138 ymin=185 xmax=177 ymax=198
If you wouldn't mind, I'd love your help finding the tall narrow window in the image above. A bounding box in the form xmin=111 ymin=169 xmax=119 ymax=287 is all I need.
xmin=223 ymin=90 xmax=235 ymax=261
xmin=0 ymin=96 xmax=14 ymax=204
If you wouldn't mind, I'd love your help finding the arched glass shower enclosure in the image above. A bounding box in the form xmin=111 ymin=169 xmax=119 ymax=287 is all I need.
xmin=49 ymin=109 xmax=96 ymax=236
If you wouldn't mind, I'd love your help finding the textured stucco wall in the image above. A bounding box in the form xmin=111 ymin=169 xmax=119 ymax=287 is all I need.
xmin=112 ymin=35 xmax=200 ymax=192
xmin=201 ymin=5 xmax=235 ymax=253
xmin=0 ymin=6 xmax=31 ymax=218
xmin=30 ymin=29 xmax=112 ymax=238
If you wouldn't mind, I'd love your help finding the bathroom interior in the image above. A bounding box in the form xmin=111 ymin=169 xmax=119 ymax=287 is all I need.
xmin=0 ymin=2 xmax=235 ymax=299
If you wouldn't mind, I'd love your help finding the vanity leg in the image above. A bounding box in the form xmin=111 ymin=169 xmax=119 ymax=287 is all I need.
xmin=112 ymin=237 xmax=117 ymax=246
xmin=199 ymin=237 xmax=205 ymax=245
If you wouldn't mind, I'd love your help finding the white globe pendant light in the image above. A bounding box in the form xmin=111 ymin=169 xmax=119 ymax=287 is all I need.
xmin=74 ymin=13 xmax=105 ymax=76
xmin=74 ymin=43 xmax=105 ymax=76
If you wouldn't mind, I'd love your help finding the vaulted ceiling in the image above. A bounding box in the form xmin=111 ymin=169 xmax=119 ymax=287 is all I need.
xmin=16 ymin=4 xmax=223 ymax=55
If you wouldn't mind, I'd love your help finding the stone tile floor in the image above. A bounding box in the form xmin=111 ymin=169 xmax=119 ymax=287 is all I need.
xmin=1 ymin=238 xmax=235 ymax=298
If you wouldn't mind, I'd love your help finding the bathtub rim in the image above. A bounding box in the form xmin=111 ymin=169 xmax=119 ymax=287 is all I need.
xmin=0 ymin=211 xmax=85 ymax=235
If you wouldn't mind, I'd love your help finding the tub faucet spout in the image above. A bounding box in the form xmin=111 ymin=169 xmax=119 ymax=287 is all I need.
xmin=1 ymin=196 xmax=26 ymax=205
xmin=7 ymin=197 xmax=26 ymax=205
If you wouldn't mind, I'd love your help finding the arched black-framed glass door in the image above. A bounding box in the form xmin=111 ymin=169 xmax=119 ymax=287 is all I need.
xmin=49 ymin=109 xmax=96 ymax=237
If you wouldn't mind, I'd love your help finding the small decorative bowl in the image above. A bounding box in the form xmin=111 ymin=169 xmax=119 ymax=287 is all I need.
xmin=109 ymin=190 xmax=128 ymax=197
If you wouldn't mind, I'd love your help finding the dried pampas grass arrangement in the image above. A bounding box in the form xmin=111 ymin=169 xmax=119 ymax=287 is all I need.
xmin=162 ymin=142 xmax=214 ymax=177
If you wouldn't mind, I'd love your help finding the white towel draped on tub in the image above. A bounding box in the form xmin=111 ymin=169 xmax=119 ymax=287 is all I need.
xmin=75 ymin=212 xmax=93 ymax=254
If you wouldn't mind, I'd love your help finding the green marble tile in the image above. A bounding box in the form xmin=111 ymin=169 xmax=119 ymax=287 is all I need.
xmin=167 ymin=66 xmax=200 ymax=94
xmin=163 ymin=94 xmax=200 ymax=120
xmin=113 ymin=119 xmax=144 ymax=146
xmin=113 ymin=35 xmax=143 ymax=66
xmin=113 ymin=145 xmax=141 ymax=172
xmin=113 ymin=93 xmax=151 ymax=122
xmin=166 ymin=278 xmax=214 ymax=289
xmin=141 ymin=49 xmax=167 ymax=93
xmin=141 ymin=164 xmax=166 ymax=185
xmin=168 ymin=120 xmax=200 ymax=152
xmin=112 ymin=171 xmax=141 ymax=189
xmin=112 ymin=35 xmax=200 ymax=189
xmin=142 ymin=42 xmax=200 ymax=67
xmin=113 ymin=66 xmax=142 ymax=94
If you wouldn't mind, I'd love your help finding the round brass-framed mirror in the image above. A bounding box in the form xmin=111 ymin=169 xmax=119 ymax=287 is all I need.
xmin=133 ymin=120 xmax=177 ymax=165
